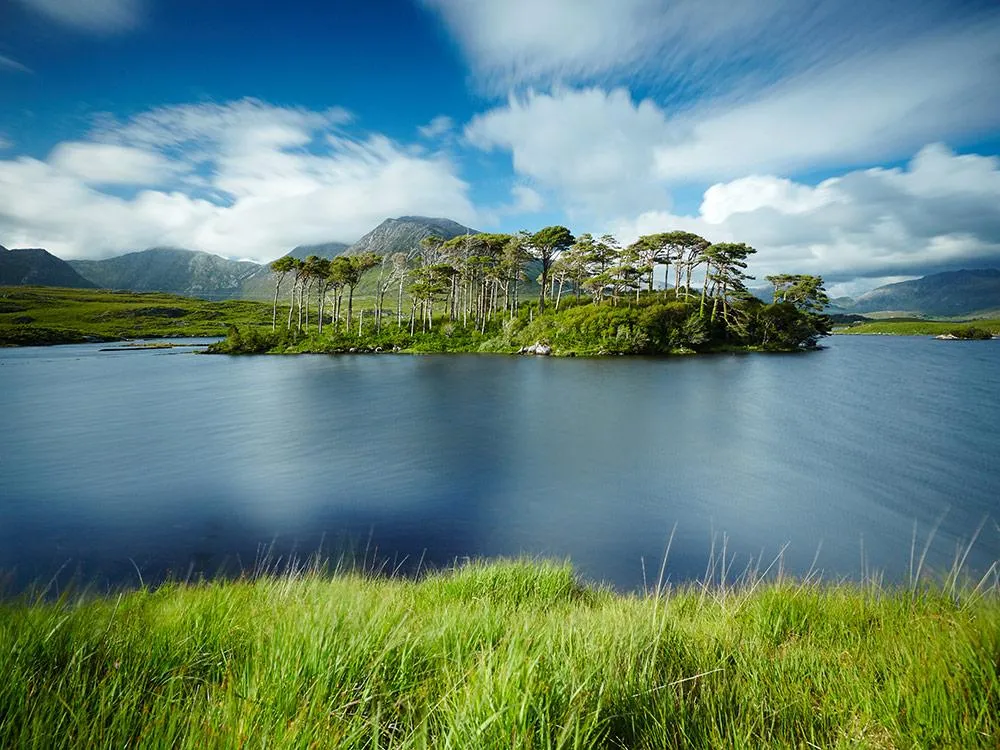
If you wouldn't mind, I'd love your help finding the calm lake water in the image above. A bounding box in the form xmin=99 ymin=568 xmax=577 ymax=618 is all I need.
xmin=1 ymin=336 xmax=998 ymax=593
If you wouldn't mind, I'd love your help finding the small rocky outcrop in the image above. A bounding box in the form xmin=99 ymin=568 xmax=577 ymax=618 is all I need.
xmin=520 ymin=342 xmax=552 ymax=355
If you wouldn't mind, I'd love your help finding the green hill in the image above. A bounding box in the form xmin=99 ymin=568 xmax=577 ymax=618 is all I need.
xmin=0 ymin=246 xmax=96 ymax=289
xmin=70 ymin=248 xmax=260 ymax=300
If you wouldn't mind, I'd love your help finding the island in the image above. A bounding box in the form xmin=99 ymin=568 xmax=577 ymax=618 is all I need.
xmin=208 ymin=227 xmax=833 ymax=356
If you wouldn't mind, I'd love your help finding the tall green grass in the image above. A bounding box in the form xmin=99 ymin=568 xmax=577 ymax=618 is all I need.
xmin=838 ymin=318 xmax=1000 ymax=336
xmin=0 ymin=286 xmax=273 ymax=345
xmin=2 ymin=558 xmax=998 ymax=748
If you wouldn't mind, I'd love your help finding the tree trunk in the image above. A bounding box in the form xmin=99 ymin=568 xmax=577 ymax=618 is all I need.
xmin=538 ymin=261 xmax=549 ymax=313
xmin=271 ymin=272 xmax=285 ymax=330
xmin=318 ymin=285 xmax=325 ymax=334
xmin=286 ymin=279 xmax=297 ymax=330
xmin=700 ymin=267 xmax=711 ymax=318
xmin=397 ymin=276 xmax=404 ymax=328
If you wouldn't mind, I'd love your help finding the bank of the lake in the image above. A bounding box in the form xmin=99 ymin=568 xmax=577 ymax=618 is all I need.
xmin=836 ymin=317 xmax=1000 ymax=337
xmin=0 ymin=286 xmax=273 ymax=346
xmin=2 ymin=560 xmax=997 ymax=749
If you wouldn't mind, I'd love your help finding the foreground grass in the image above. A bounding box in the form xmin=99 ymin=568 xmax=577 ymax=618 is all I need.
xmin=0 ymin=286 xmax=273 ymax=346
xmin=3 ymin=560 xmax=998 ymax=748
xmin=837 ymin=317 xmax=1000 ymax=336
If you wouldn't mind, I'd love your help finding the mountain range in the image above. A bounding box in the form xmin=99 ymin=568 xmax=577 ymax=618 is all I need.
xmin=68 ymin=248 xmax=261 ymax=300
xmin=4 ymin=220 xmax=1000 ymax=317
xmin=834 ymin=270 xmax=1000 ymax=317
xmin=1 ymin=245 xmax=95 ymax=289
xmin=45 ymin=216 xmax=475 ymax=301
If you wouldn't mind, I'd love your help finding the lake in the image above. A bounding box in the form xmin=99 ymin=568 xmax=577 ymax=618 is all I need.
xmin=1 ymin=336 xmax=997 ymax=594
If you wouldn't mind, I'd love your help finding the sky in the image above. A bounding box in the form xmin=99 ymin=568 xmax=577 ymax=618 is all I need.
xmin=1 ymin=0 xmax=999 ymax=295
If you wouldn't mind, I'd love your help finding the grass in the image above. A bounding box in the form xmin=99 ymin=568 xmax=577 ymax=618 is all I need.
xmin=2 ymin=558 xmax=998 ymax=748
xmin=0 ymin=286 xmax=274 ymax=346
xmin=837 ymin=317 xmax=1000 ymax=336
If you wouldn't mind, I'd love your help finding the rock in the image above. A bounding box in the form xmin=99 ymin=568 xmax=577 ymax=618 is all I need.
xmin=934 ymin=334 xmax=959 ymax=340
xmin=524 ymin=342 xmax=552 ymax=355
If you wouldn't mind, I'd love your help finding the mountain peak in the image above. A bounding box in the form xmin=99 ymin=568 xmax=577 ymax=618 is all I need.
xmin=347 ymin=216 xmax=478 ymax=259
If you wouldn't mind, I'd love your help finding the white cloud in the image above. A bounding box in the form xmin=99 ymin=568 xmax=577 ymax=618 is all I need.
xmin=0 ymin=100 xmax=478 ymax=262
xmin=608 ymin=144 xmax=1000 ymax=286
xmin=652 ymin=20 xmax=1000 ymax=182
xmin=465 ymin=17 xmax=1000 ymax=214
xmin=418 ymin=115 xmax=454 ymax=140
xmin=422 ymin=0 xmax=974 ymax=94
xmin=49 ymin=142 xmax=185 ymax=186
xmin=509 ymin=185 xmax=543 ymax=213
xmin=0 ymin=135 xmax=11 ymax=151
xmin=15 ymin=0 xmax=140 ymax=33
xmin=466 ymin=87 xmax=670 ymax=216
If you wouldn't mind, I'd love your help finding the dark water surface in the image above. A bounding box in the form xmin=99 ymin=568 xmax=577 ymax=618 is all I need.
xmin=1 ymin=336 xmax=998 ymax=593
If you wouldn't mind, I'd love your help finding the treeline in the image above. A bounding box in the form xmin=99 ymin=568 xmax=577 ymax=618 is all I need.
xmin=221 ymin=227 xmax=831 ymax=355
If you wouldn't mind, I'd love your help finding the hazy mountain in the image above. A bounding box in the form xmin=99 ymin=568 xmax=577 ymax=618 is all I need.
xmin=70 ymin=248 xmax=260 ymax=300
xmin=239 ymin=241 xmax=352 ymax=300
xmin=846 ymin=269 xmax=1000 ymax=317
xmin=344 ymin=216 xmax=477 ymax=259
xmin=238 ymin=218 xmax=478 ymax=300
xmin=286 ymin=241 xmax=350 ymax=260
xmin=0 ymin=246 xmax=96 ymax=288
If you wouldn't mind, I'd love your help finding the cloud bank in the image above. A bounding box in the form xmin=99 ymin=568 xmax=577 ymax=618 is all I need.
xmin=609 ymin=145 xmax=1000 ymax=288
xmin=0 ymin=99 xmax=477 ymax=262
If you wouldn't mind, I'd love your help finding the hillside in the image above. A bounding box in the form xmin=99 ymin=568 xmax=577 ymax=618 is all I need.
xmin=344 ymin=216 xmax=477 ymax=259
xmin=70 ymin=248 xmax=260 ymax=301
xmin=286 ymin=241 xmax=350 ymax=260
xmin=845 ymin=269 xmax=1000 ymax=317
xmin=0 ymin=246 xmax=96 ymax=288
xmin=238 ymin=218 xmax=477 ymax=300
xmin=239 ymin=241 xmax=351 ymax=300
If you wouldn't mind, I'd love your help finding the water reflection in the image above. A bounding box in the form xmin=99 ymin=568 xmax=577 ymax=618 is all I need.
xmin=1 ymin=337 xmax=997 ymax=593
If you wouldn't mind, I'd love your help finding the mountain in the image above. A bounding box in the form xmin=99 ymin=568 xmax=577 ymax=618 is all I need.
xmin=0 ymin=246 xmax=97 ymax=288
xmin=237 ymin=218 xmax=478 ymax=300
xmin=286 ymin=241 xmax=350 ymax=260
xmin=238 ymin=241 xmax=352 ymax=300
xmin=847 ymin=269 xmax=1000 ymax=317
xmin=70 ymin=248 xmax=260 ymax=300
xmin=344 ymin=216 xmax=477 ymax=259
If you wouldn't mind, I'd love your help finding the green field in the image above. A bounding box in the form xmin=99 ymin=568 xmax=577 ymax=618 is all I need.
xmin=0 ymin=286 xmax=273 ymax=346
xmin=2 ymin=560 xmax=997 ymax=748
xmin=836 ymin=318 xmax=1000 ymax=336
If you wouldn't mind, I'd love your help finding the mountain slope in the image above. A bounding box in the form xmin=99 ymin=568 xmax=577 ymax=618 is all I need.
xmin=849 ymin=269 xmax=1000 ymax=317
xmin=344 ymin=216 xmax=477 ymax=259
xmin=238 ymin=218 xmax=478 ymax=300
xmin=286 ymin=241 xmax=350 ymax=260
xmin=0 ymin=246 xmax=97 ymax=288
xmin=70 ymin=248 xmax=260 ymax=300
xmin=239 ymin=241 xmax=352 ymax=300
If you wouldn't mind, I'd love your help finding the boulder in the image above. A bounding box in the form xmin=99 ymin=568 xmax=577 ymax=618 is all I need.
xmin=524 ymin=342 xmax=552 ymax=355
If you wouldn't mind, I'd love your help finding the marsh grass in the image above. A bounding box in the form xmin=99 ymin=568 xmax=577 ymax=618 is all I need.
xmin=2 ymin=549 xmax=998 ymax=749
xmin=0 ymin=286 xmax=273 ymax=345
xmin=838 ymin=318 xmax=1000 ymax=336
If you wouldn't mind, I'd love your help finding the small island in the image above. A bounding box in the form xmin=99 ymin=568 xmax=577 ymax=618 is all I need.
xmin=210 ymin=227 xmax=832 ymax=356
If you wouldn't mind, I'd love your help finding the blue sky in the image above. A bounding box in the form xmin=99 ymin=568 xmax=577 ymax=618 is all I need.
xmin=1 ymin=0 xmax=999 ymax=294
